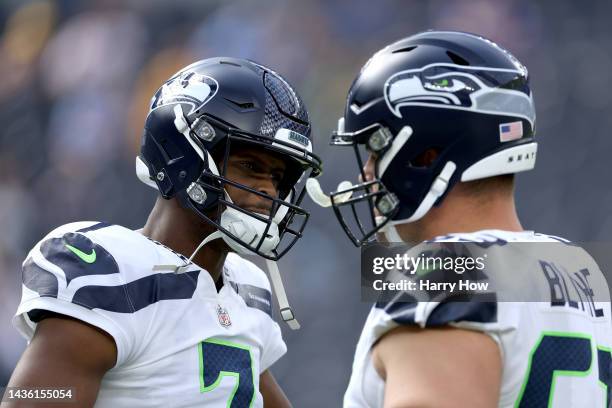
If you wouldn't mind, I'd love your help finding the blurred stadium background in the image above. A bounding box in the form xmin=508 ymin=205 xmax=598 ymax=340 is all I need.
xmin=1 ymin=0 xmax=611 ymax=405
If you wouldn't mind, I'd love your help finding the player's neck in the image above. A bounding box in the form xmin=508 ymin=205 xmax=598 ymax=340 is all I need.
xmin=141 ymin=198 xmax=227 ymax=287
xmin=397 ymin=191 xmax=523 ymax=243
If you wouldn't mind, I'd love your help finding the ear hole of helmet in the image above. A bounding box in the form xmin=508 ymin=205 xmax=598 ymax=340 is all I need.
xmin=157 ymin=137 xmax=183 ymax=161
xmin=409 ymin=147 xmax=442 ymax=168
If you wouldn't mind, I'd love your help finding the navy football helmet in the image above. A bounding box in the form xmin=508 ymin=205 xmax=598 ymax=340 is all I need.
xmin=314 ymin=31 xmax=537 ymax=245
xmin=137 ymin=57 xmax=322 ymax=260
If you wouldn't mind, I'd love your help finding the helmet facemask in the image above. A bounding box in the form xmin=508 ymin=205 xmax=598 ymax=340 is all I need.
xmin=177 ymin=112 xmax=322 ymax=261
xmin=325 ymin=120 xmax=401 ymax=246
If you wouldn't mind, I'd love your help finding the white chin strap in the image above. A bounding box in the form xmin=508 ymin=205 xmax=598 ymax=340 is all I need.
xmin=403 ymin=161 xmax=456 ymax=223
xmin=266 ymin=259 xmax=300 ymax=329
xmin=152 ymin=230 xmax=224 ymax=273
xmin=306 ymin=178 xmax=353 ymax=207
xmin=217 ymin=205 xmax=300 ymax=329
xmin=374 ymin=161 xmax=456 ymax=241
xmin=376 ymin=217 xmax=404 ymax=242
xmin=153 ymin=196 xmax=300 ymax=329
xmin=218 ymin=206 xmax=280 ymax=256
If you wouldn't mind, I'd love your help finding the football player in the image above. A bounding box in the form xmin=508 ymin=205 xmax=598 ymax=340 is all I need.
xmin=308 ymin=31 xmax=612 ymax=407
xmin=5 ymin=57 xmax=322 ymax=407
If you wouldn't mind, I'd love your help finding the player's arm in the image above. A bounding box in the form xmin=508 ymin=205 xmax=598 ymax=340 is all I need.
xmin=259 ymin=369 xmax=291 ymax=408
xmin=372 ymin=325 xmax=502 ymax=408
xmin=4 ymin=314 xmax=116 ymax=408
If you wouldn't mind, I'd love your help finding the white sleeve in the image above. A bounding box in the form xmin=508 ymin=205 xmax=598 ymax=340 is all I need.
xmin=260 ymin=319 xmax=287 ymax=373
xmin=12 ymin=224 xmax=136 ymax=367
xmin=367 ymin=240 xmax=512 ymax=347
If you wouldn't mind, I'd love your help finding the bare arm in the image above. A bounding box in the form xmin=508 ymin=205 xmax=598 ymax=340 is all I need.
xmin=372 ymin=326 xmax=502 ymax=408
xmin=259 ymin=370 xmax=291 ymax=408
xmin=2 ymin=315 xmax=117 ymax=408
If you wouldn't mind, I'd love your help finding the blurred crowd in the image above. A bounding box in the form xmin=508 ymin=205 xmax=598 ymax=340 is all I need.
xmin=1 ymin=0 xmax=612 ymax=405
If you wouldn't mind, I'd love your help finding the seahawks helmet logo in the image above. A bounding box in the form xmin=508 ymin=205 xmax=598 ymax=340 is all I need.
xmin=382 ymin=63 xmax=535 ymax=127
xmin=152 ymin=71 xmax=219 ymax=115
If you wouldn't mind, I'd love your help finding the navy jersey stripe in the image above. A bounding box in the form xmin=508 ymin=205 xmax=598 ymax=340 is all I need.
xmin=72 ymin=271 xmax=200 ymax=313
xmin=375 ymin=291 xmax=418 ymax=324
xmin=76 ymin=222 xmax=112 ymax=233
xmin=426 ymin=299 xmax=497 ymax=326
xmin=375 ymin=292 xmax=497 ymax=326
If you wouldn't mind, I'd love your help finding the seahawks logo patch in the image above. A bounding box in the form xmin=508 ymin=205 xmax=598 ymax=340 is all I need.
xmin=152 ymin=71 xmax=219 ymax=115
xmin=40 ymin=232 xmax=119 ymax=285
xmin=381 ymin=63 xmax=535 ymax=127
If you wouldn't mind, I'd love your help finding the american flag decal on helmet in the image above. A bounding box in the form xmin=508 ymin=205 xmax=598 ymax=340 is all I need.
xmin=499 ymin=121 xmax=523 ymax=142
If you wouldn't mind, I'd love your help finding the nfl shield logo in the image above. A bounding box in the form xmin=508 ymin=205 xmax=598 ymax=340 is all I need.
xmin=216 ymin=304 xmax=232 ymax=328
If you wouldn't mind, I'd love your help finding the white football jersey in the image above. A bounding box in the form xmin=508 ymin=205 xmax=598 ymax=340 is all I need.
xmin=13 ymin=221 xmax=286 ymax=408
xmin=344 ymin=230 xmax=612 ymax=408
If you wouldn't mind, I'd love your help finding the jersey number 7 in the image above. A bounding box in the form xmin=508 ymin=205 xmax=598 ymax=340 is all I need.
xmin=199 ymin=338 xmax=256 ymax=407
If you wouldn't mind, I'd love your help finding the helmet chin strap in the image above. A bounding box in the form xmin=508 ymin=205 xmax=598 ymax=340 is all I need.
xmin=375 ymin=216 xmax=403 ymax=242
xmin=152 ymin=230 xmax=223 ymax=273
xmin=383 ymin=160 xmax=457 ymax=227
xmin=215 ymin=199 xmax=301 ymax=329
xmin=219 ymin=207 xmax=280 ymax=255
xmin=266 ymin=259 xmax=300 ymax=329
xmin=373 ymin=160 xmax=457 ymax=244
xmin=153 ymin=192 xmax=301 ymax=329
xmin=405 ymin=161 xmax=456 ymax=223
xmin=381 ymin=223 xmax=404 ymax=242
